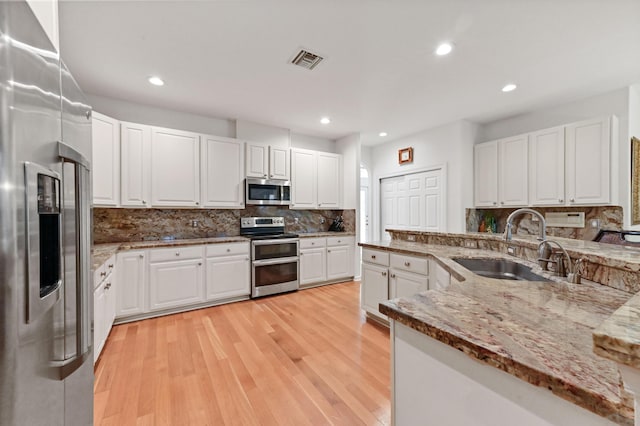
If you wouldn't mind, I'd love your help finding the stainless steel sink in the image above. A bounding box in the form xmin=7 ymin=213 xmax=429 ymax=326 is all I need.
xmin=452 ymin=258 xmax=551 ymax=282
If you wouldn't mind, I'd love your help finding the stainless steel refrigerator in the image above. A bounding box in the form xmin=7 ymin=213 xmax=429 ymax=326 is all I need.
xmin=0 ymin=2 xmax=94 ymax=425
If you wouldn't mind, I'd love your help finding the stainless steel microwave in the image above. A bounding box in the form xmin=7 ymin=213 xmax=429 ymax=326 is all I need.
xmin=246 ymin=178 xmax=291 ymax=205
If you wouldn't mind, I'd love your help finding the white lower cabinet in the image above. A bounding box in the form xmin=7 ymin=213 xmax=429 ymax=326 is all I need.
xmin=326 ymin=236 xmax=354 ymax=280
xmin=116 ymin=250 xmax=146 ymax=318
xmin=205 ymin=242 xmax=250 ymax=300
xmin=149 ymin=246 xmax=205 ymax=311
xmin=361 ymin=262 xmax=389 ymax=321
xmin=300 ymin=246 xmax=327 ymax=285
xmin=429 ymin=259 xmax=451 ymax=290
xmin=390 ymin=269 xmax=428 ymax=299
xmin=94 ymin=255 xmax=116 ymax=363
xmin=299 ymin=236 xmax=354 ymax=287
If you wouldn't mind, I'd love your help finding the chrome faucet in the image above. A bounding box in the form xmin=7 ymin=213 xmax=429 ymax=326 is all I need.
xmin=537 ymin=239 xmax=573 ymax=276
xmin=504 ymin=208 xmax=546 ymax=242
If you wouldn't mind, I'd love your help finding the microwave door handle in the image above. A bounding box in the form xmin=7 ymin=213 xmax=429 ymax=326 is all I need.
xmin=56 ymin=141 xmax=92 ymax=379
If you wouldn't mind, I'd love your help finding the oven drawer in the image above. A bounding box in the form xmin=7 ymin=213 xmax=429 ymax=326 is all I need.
xmin=300 ymin=237 xmax=326 ymax=249
xmin=362 ymin=248 xmax=389 ymax=266
xmin=149 ymin=245 xmax=204 ymax=263
xmin=206 ymin=242 xmax=250 ymax=257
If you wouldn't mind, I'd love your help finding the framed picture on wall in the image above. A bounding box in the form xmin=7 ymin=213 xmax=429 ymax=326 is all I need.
xmin=398 ymin=147 xmax=413 ymax=164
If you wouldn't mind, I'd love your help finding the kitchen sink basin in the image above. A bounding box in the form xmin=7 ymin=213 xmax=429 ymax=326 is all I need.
xmin=452 ymin=258 xmax=551 ymax=282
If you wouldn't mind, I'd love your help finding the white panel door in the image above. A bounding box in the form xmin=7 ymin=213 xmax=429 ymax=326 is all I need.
xmin=291 ymin=149 xmax=317 ymax=209
xmin=389 ymin=269 xmax=428 ymax=299
xmin=206 ymin=255 xmax=250 ymax=300
xmin=498 ymin=134 xmax=528 ymax=206
xmin=317 ymin=152 xmax=342 ymax=209
xmin=474 ymin=141 xmax=498 ymax=207
xmin=201 ymin=136 xmax=244 ymax=208
xmin=116 ymin=250 xmax=146 ymax=317
xmin=566 ymin=117 xmax=611 ymax=205
xmin=246 ymin=143 xmax=268 ymax=178
xmin=149 ymin=259 xmax=205 ymax=311
xmin=300 ymin=247 xmax=327 ymax=285
xmin=151 ymin=127 xmax=200 ymax=207
xmin=326 ymin=245 xmax=352 ymax=280
xmin=269 ymin=146 xmax=290 ymax=180
xmin=361 ymin=262 xmax=388 ymax=321
xmin=380 ymin=169 xmax=444 ymax=240
xmin=529 ymin=126 xmax=565 ymax=206
xmin=92 ymin=112 xmax=120 ymax=206
xmin=120 ymin=121 xmax=151 ymax=207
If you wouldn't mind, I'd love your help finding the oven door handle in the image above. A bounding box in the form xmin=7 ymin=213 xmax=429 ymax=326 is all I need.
xmin=253 ymin=257 xmax=299 ymax=266
xmin=252 ymin=238 xmax=299 ymax=246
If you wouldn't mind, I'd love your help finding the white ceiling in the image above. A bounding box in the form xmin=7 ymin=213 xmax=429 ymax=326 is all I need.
xmin=58 ymin=1 xmax=640 ymax=146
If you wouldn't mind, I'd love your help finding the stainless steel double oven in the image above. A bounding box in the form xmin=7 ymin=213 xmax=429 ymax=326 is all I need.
xmin=240 ymin=217 xmax=299 ymax=298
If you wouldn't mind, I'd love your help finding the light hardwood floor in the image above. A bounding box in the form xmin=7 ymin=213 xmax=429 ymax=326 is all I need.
xmin=94 ymin=281 xmax=391 ymax=425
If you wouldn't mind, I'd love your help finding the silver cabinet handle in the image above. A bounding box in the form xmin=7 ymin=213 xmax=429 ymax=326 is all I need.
xmin=300 ymin=252 xmax=304 ymax=256
xmin=108 ymin=264 xmax=114 ymax=269
xmin=559 ymin=199 xmax=563 ymax=203
xmin=311 ymin=242 xmax=315 ymax=245
xmin=226 ymin=248 xmax=231 ymax=252
xmin=198 ymin=262 xmax=202 ymax=266
xmin=195 ymin=202 xmax=199 ymax=205
xmin=105 ymin=282 xmax=111 ymax=290
xmin=142 ymin=200 xmax=147 ymax=204
xmin=139 ymin=254 xmax=144 ymax=258
xmin=337 ymin=240 xmax=341 ymax=243
xmin=570 ymin=198 xmax=575 ymax=202
xmin=371 ymin=255 xmax=376 ymax=259
xmin=382 ymin=271 xmax=387 ymax=276
xmin=328 ymin=250 xmax=331 ymax=253
xmin=500 ymin=201 xmax=504 ymax=205
xmin=404 ymin=261 xmax=410 ymax=267
xmin=100 ymin=271 xmax=106 ymax=277
xmin=492 ymin=201 xmax=497 ymax=205
xmin=176 ymin=252 xmax=180 ymax=256
xmin=390 ymin=273 xmax=396 ymax=278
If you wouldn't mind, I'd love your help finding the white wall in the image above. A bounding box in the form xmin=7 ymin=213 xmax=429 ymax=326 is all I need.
xmin=336 ymin=133 xmax=361 ymax=278
xmin=236 ymin=119 xmax=290 ymax=147
xmin=291 ymin=133 xmax=336 ymax=153
xmin=628 ymin=84 xmax=640 ymax=230
xmin=87 ymin=93 xmax=236 ymax=137
xmin=370 ymin=120 xmax=477 ymax=237
xmin=478 ymin=87 xmax=630 ymax=226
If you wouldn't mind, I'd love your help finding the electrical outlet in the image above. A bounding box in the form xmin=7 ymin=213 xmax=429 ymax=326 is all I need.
xmin=507 ymin=246 xmax=517 ymax=256
xmin=320 ymin=218 xmax=325 ymax=224
xmin=407 ymin=234 xmax=416 ymax=242
xmin=590 ymin=219 xmax=601 ymax=228
xmin=294 ymin=217 xmax=299 ymax=224
xmin=463 ymin=240 xmax=477 ymax=249
xmin=191 ymin=220 xmax=199 ymax=227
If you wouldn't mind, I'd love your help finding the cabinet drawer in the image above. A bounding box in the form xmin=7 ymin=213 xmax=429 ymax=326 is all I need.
xmin=300 ymin=237 xmax=326 ymax=249
xmin=327 ymin=236 xmax=354 ymax=247
xmin=206 ymin=242 xmax=249 ymax=257
xmin=149 ymin=245 xmax=204 ymax=263
xmin=93 ymin=255 xmax=116 ymax=289
xmin=390 ymin=253 xmax=428 ymax=275
xmin=362 ymin=248 xmax=389 ymax=267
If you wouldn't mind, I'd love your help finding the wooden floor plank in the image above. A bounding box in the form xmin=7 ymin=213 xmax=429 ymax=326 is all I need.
xmin=94 ymin=281 xmax=390 ymax=425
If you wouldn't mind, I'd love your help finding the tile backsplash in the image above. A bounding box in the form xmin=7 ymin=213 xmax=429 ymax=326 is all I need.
xmin=466 ymin=206 xmax=623 ymax=240
xmin=93 ymin=207 xmax=355 ymax=243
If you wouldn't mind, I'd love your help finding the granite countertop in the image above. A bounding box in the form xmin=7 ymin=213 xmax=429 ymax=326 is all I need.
xmin=362 ymin=239 xmax=634 ymax=424
xmin=593 ymin=292 xmax=640 ymax=369
xmin=298 ymin=231 xmax=356 ymax=238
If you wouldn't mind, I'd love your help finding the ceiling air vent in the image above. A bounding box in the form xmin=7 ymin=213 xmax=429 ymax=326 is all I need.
xmin=291 ymin=49 xmax=324 ymax=70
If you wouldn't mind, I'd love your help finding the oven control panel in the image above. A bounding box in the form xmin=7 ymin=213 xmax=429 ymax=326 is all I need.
xmin=241 ymin=217 xmax=285 ymax=228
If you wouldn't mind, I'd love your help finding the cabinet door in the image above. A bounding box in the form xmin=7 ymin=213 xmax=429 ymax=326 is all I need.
xmin=206 ymin=254 xmax=250 ymax=300
xmin=326 ymin=245 xmax=353 ymax=280
xmin=201 ymin=136 xmax=244 ymax=208
xmin=389 ymin=269 xmax=428 ymax=299
xmin=529 ymin=127 xmax=565 ymax=206
xmin=291 ymin=149 xmax=317 ymax=209
xmin=93 ymin=281 xmax=106 ymax=363
xmin=246 ymin=143 xmax=268 ymax=178
xmin=361 ymin=263 xmax=389 ymax=321
xmin=498 ymin=135 xmax=528 ymax=207
xmin=300 ymin=247 xmax=326 ymax=285
xmin=92 ymin=112 xmax=120 ymax=206
xmin=269 ymin=146 xmax=290 ymax=180
xmin=149 ymin=259 xmax=205 ymax=311
xmin=151 ymin=127 xmax=200 ymax=207
xmin=429 ymin=259 xmax=450 ymax=290
xmin=317 ymin=152 xmax=342 ymax=209
xmin=116 ymin=251 xmax=146 ymax=318
xmin=566 ymin=117 xmax=611 ymax=205
xmin=121 ymin=121 xmax=151 ymax=207
xmin=474 ymin=141 xmax=498 ymax=207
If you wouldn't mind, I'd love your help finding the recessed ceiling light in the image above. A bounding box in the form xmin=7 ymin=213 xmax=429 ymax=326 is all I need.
xmin=502 ymin=83 xmax=517 ymax=92
xmin=435 ymin=42 xmax=453 ymax=56
xmin=379 ymin=132 xmax=388 ymax=137
xmin=148 ymin=76 xmax=164 ymax=86
xmin=320 ymin=117 xmax=331 ymax=125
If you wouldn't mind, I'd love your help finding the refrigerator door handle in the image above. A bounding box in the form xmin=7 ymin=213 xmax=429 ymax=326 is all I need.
xmin=56 ymin=141 xmax=92 ymax=379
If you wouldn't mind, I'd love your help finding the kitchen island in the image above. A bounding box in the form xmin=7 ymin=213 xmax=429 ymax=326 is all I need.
xmin=361 ymin=232 xmax=638 ymax=425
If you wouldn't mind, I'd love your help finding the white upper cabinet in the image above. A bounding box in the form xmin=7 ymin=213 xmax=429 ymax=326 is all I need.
xmin=291 ymin=148 xmax=342 ymax=209
xmin=201 ymin=136 xmax=244 ymax=208
xmin=473 ymin=141 xmax=498 ymax=207
xmin=120 ymin=121 xmax=151 ymax=207
xmin=291 ymin=149 xmax=318 ymax=209
xmin=498 ymin=134 xmax=528 ymax=207
xmin=529 ymin=126 xmax=565 ymax=206
xmin=150 ymin=127 xmax=201 ymax=207
xmin=566 ymin=116 xmax=612 ymax=205
xmin=92 ymin=112 xmax=120 ymax=206
xmin=317 ymin=152 xmax=342 ymax=209
xmin=246 ymin=144 xmax=290 ymax=180
xmin=269 ymin=146 xmax=290 ymax=180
